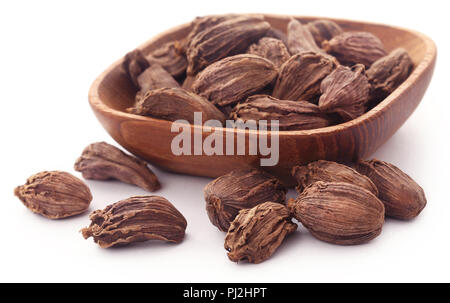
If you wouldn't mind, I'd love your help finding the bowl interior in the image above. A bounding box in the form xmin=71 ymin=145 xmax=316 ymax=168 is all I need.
xmin=96 ymin=15 xmax=429 ymax=117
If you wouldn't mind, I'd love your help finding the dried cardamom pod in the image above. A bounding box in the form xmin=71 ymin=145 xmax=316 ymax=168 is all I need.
xmin=183 ymin=14 xmax=238 ymax=51
xmin=224 ymin=202 xmax=297 ymax=264
xmin=272 ymin=51 xmax=337 ymax=102
xmin=181 ymin=74 xmax=196 ymax=92
xmin=265 ymin=27 xmax=288 ymax=46
xmin=367 ymin=48 xmax=414 ymax=104
xmin=231 ymin=95 xmax=330 ymax=131
xmin=247 ymin=37 xmax=291 ymax=68
xmin=81 ymin=195 xmax=187 ymax=248
xmin=192 ymin=54 xmax=278 ymax=107
xmin=146 ymin=41 xmax=187 ymax=78
xmin=204 ymin=168 xmax=286 ymax=232
xmin=322 ymin=31 xmax=387 ymax=68
xmin=305 ymin=19 xmax=343 ymax=46
xmin=74 ymin=142 xmax=161 ymax=192
xmin=288 ymin=181 xmax=385 ymax=245
xmin=123 ymin=49 xmax=150 ymax=87
xmin=186 ymin=15 xmax=270 ymax=74
xmin=128 ymin=87 xmax=226 ymax=125
xmin=14 ymin=171 xmax=92 ymax=219
xmin=318 ymin=64 xmax=370 ymax=121
xmin=287 ymin=18 xmax=322 ymax=54
xmin=353 ymin=159 xmax=426 ymax=220
xmin=136 ymin=64 xmax=180 ymax=100
xmin=292 ymin=160 xmax=378 ymax=195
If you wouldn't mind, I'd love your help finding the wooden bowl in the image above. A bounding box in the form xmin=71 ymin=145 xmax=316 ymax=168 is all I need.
xmin=88 ymin=14 xmax=436 ymax=186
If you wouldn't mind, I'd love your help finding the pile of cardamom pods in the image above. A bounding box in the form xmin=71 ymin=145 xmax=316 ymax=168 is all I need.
xmin=14 ymin=141 xmax=426 ymax=264
xmin=123 ymin=14 xmax=414 ymax=129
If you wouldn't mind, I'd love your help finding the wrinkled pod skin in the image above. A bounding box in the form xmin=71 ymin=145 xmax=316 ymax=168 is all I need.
xmin=128 ymin=87 xmax=226 ymax=125
xmin=14 ymin=171 xmax=92 ymax=219
xmin=231 ymin=95 xmax=331 ymax=131
xmin=366 ymin=48 xmax=414 ymax=105
xmin=272 ymin=51 xmax=337 ymax=102
xmin=322 ymin=31 xmax=387 ymax=68
xmin=81 ymin=195 xmax=187 ymax=248
xmin=289 ymin=182 xmax=385 ymax=245
xmin=247 ymin=37 xmax=291 ymax=68
xmin=192 ymin=54 xmax=278 ymax=108
xmin=353 ymin=159 xmax=426 ymax=220
xmin=204 ymin=168 xmax=286 ymax=232
xmin=74 ymin=142 xmax=161 ymax=192
xmin=305 ymin=19 xmax=343 ymax=46
xmin=186 ymin=15 xmax=270 ymax=74
xmin=318 ymin=64 xmax=370 ymax=121
xmin=224 ymin=202 xmax=297 ymax=264
xmin=292 ymin=160 xmax=378 ymax=195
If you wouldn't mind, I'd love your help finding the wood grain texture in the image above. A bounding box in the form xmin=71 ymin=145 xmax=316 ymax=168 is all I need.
xmin=88 ymin=14 xmax=436 ymax=187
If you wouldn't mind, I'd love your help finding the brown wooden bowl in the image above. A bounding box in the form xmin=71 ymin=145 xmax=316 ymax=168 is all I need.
xmin=88 ymin=14 xmax=436 ymax=186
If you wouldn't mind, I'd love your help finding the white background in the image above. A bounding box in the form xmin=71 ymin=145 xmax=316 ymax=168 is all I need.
xmin=0 ymin=0 xmax=449 ymax=283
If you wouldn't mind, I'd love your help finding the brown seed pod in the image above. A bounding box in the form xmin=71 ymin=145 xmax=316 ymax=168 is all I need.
xmin=146 ymin=41 xmax=187 ymax=78
xmin=136 ymin=64 xmax=180 ymax=101
xmin=128 ymin=87 xmax=226 ymax=125
xmin=192 ymin=54 xmax=278 ymax=107
xmin=367 ymin=48 xmax=414 ymax=104
xmin=182 ymin=14 xmax=238 ymax=52
xmin=231 ymin=95 xmax=330 ymax=131
xmin=272 ymin=51 xmax=337 ymax=102
xmin=74 ymin=142 xmax=161 ymax=192
xmin=186 ymin=15 xmax=270 ymax=74
xmin=292 ymin=160 xmax=378 ymax=195
xmin=289 ymin=181 xmax=385 ymax=245
xmin=287 ymin=18 xmax=322 ymax=54
xmin=353 ymin=159 xmax=427 ymax=220
xmin=122 ymin=49 xmax=150 ymax=87
xmin=204 ymin=168 xmax=286 ymax=232
xmin=224 ymin=202 xmax=297 ymax=264
xmin=247 ymin=37 xmax=291 ymax=68
xmin=265 ymin=27 xmax=288 ymax=46
xmin=306 ymin=19 xmax=343 ymax=46
xmin=14 ymin=171 xmax=92 ymax=219
xmin=318 ymin=64 xmax=370 ymax=121
xmin=81 ymin=196 xmax=187 ymax=248
xmin=322 ymin=31 xmax=387 ymax=68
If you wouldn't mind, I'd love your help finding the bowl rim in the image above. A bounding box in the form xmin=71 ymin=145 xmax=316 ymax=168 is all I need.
xmin=88 ymin=14 xmax=437 ymax=137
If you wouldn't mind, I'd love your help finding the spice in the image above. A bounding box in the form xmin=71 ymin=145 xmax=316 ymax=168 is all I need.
xmin=367 ymin=48 xmax=414 ymax=104
xmin=74 ymin=141 xmax=161 ymax=192
xmin=353 ymin=159 xmax=426 ymax=220
xmin=146 ymin=41 xmax=187 ymax=78
xmin=224 ymin=202 xmax=297 ymax=263
xmin=123 ymin=49 xmax=150 ymax=87
xmin=318 ymin=64 xmax=370 ymax=121
xmin=136 ymin=64 xmax=180 ymax=101
xmin=204 ymin=168 xmax=286 ymax=232
xmin=231 ymin=95 xmax=330 ymax=130
xmin=247 ymin=37 xmax=291 ymax=68
xmin=128 ymin=87 xmax=226 ymax=124
xmin=289 ymin=181 xmax=385 ymax=245
xmin=81 ymin=195 xmax=187 ymax=248
xmin=192 ymin=54 xmax=278 ymax=108
xmin=292 ymin=160 xmax=378 ymax=195
xmin=287 ymin=18 xmax=322 ymax=54
xmin=14 ymin=171 xmax=92 ymax=219
xmin=306 ymin=19 xmax=343 ymax=45
xmin=186 ymin=15 xmax=270 ymax=74
xmin=323 ymin=31 xmax=387 ymax=68
xmin=273 ymin=51 xmax=337 ymax=102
